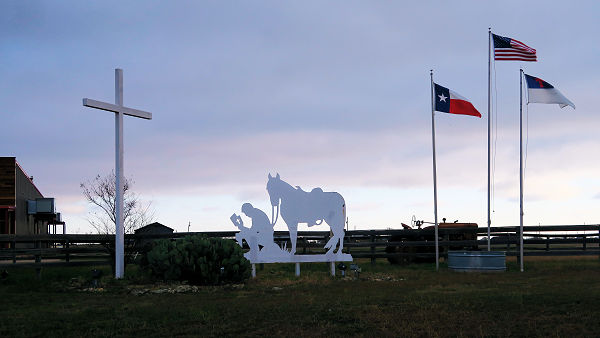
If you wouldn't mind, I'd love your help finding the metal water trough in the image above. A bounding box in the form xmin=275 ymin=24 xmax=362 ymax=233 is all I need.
xmin=448 ymin=251 xmax=506 ymax=272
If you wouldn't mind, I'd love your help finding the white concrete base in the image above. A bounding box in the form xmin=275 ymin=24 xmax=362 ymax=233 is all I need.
xmin=248 ymin=252 xmax=352 ymax=278
xmin=246 ymin=252 xmax=353 ymax=264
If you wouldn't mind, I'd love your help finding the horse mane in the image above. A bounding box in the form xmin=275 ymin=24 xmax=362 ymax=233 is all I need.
xmin=294 ymin=186 xmax=324 ymax=195
xmin=277 ymin=178 xmax=294 ymax=191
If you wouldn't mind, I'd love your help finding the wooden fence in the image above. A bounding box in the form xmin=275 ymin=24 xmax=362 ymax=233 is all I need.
xmin=0 ymin=225 xmax=598 ymax=268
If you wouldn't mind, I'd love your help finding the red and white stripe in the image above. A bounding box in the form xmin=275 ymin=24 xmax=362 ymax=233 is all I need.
xmin=495 ymin=38 xmax=537 ymax=61
xmin=449 ymin=90 xmax=481 ymax=118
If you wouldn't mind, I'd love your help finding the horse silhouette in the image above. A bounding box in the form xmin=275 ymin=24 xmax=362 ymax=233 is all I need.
xmin=266 ymin=173 xmax=346 ymax=254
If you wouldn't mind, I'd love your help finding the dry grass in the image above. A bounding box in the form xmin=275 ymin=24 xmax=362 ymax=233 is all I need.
xmin=1 ymin=257 xmax=599 ymax=337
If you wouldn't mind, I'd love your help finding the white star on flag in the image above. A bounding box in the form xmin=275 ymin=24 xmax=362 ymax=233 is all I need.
xmin=438 ymin=93 xmax=447 ymax=102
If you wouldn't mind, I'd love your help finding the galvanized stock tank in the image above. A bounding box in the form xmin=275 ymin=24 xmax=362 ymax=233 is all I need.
xmin=447 ymin=251 xmax=506 ymax=272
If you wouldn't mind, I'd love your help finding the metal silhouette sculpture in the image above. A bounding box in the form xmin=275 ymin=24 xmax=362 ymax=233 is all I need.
xmin=266 ymin=173 xmax=346 ymax=255
xmin=230 ymin=203 xmax=286 ymax=261
xmin=231 ymin=173 xmax=351 ymax=275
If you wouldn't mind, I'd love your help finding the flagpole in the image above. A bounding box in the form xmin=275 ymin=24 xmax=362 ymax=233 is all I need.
xmin=519 ymin=68 xmax=524 ymax=272
xmin=430 ymin=70 xmax=439 ymax=271
xmin=487 ymin=28 xmax=492 ymax=251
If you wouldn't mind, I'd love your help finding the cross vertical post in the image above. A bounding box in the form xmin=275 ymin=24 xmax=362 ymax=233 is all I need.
xmin=115 ymin=69 xmax=125 ymax=279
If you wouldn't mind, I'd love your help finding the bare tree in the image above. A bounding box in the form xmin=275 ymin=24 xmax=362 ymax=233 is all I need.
xmin=80 ymin=171 xmax=155 ymax=235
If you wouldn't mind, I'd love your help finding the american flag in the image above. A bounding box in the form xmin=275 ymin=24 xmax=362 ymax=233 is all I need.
xmin=493 ymin=33 xmax=537 ymax=62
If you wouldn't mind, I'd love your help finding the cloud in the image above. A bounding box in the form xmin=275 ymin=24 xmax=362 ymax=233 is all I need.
xmin=3 ymin=1 xmax=600 ymax=232
xmin=124 ymin=128 xmax=434 ymax=192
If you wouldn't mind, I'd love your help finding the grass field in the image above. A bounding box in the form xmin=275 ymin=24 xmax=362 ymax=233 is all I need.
xmin=1 ymin=257 xmax=599 ymax=337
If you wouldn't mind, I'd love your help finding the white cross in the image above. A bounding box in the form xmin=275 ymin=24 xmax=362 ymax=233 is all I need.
xmin=82 ymin=69 xmax=152 ymax=279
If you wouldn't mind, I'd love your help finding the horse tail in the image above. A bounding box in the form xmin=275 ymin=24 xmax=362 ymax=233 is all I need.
xmin=343 ymin=202 xmax=346 ymax=232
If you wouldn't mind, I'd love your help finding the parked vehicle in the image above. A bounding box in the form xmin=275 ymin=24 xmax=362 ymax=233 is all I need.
xmin=385 ymin=218 xmax=478 ymax=264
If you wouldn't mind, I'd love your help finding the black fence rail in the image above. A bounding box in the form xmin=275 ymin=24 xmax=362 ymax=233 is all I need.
xmin=0 ymin=225 xmax=598 ymax=268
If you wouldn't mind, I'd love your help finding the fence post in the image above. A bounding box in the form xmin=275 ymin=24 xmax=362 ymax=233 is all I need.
xmin=370 ymin=234 xmax=376 ymax=266
xmin=65 ymin=239 xmax=70 ymax=263
xmin=35 ymin=239 xmax=42 ymax=279
xmin=515 ymin=229 xmax=520 ymax=264
xmin=345 ymin=234 xmax=351 ymax=255
xmin=583 ymin=235 xmax=587 ymax=251
xmin=12 ymin=240 xmax=16 ymax=264
xmin=444 ymin=232 xmax=450 ymax=259
xmin=546 ymin=236 xmax=550 ymax=252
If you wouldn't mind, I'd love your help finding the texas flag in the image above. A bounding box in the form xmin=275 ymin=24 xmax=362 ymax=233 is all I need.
xmin=524 ymin=74 xmax=575 ymax=109
xmin=434 ymin=83 xmax=481 ymax=118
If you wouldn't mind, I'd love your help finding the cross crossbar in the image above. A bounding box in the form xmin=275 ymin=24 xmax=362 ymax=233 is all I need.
xmin=83 ymin=98 xmax=152 ymax=120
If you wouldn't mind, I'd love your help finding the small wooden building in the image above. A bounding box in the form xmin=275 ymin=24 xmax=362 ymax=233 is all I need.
xmin=135 ymin=222 xmax=174 ymax=246
xmin=135 ymin=222 xmax=174 ymax=236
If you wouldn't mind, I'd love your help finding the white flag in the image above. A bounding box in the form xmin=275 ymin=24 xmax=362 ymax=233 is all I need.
xmin=525 ymin=74 xmax=575 ymax=109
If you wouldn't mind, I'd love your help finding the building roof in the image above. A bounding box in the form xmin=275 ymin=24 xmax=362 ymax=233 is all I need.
xmin=135 ymin=222 xmax=174 ymax=234
xmin=15 ymin=160 xmax=43 ymax=197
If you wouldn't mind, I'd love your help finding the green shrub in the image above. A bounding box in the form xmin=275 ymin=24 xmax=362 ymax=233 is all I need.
xmin=142 ymin=235 xmax=251 ymax=285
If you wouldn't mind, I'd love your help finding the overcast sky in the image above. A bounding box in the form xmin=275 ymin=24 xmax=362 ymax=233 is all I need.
xmin=2 ymin=1 xmax=599 ymax=233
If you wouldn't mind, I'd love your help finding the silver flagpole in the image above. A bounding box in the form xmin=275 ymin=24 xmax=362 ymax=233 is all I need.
xmin=487 ymin=28 xmax=492 ymax=251
xmin=519 ymin=68 xmax=524 ymax=272
xmin=430 ymin=70 xmax=439 ymax=271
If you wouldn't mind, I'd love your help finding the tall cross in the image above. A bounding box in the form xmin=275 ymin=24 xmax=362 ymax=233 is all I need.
xmin=83 ymin=69 xmax=152 ymax=278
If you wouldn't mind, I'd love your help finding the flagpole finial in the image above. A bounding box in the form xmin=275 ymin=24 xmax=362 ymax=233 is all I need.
xmin=430 ymin=69 xmax=433 ymax=75
xmin=488 ymin=27 xmax=491 ymax=32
